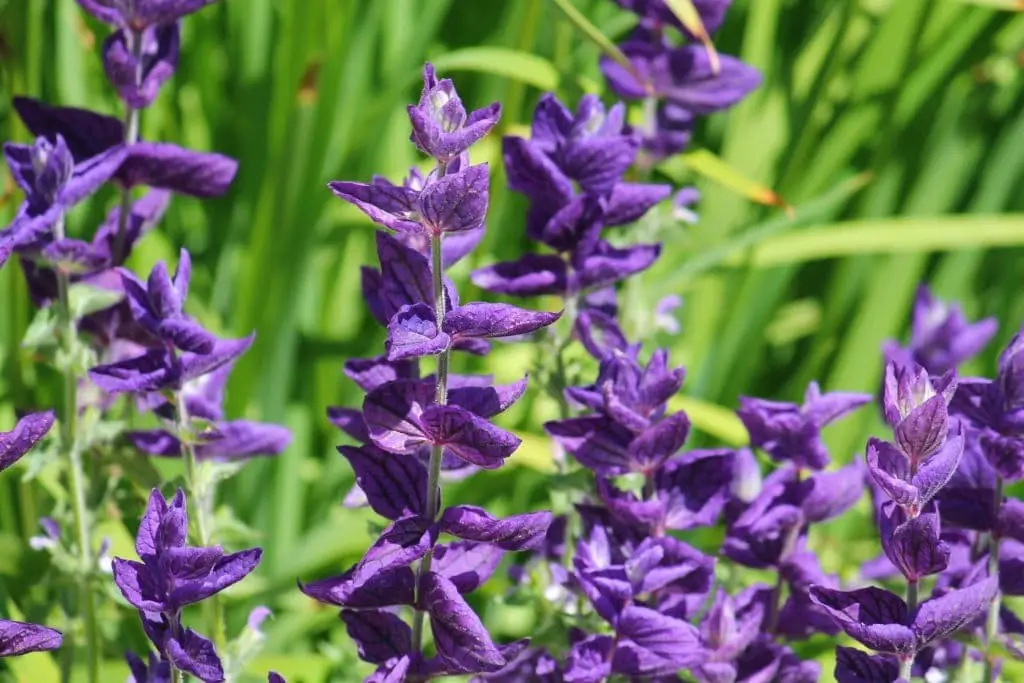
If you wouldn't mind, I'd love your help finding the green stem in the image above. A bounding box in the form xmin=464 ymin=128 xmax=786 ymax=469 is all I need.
xmin=410 ymin=232 xmax=450 ymax=656
xmin=54 ymin=216 xmax=99 ymax=683
xmin=170 ymin=664 xmax=183 ymax=683
xmin=175 ymin=388 xmax=225 ymax=647
xmin=984 ymin=476 xmax=1005 ymax=683
xmin=112 ymin=29 xmax=143 ymax=263
xmin=900 ymin=580 xmax=917 ymax=681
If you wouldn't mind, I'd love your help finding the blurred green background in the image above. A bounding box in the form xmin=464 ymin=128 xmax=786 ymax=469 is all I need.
xmin=1 ymin=0 xmax=1023 ymax=680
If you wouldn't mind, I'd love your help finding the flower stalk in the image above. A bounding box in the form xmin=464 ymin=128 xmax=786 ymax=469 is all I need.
xmin=984 ymin=475 xmax=1005 ymax=683
xmin=411 ymin=232 xmax=450 ymax=655
xmin=175 ymin=386 xmax=226 ymax=648
xmin=112 ymin=28 xmax=143 ymax=263
xmin=54 ymin=215 xmax=100 ymax=683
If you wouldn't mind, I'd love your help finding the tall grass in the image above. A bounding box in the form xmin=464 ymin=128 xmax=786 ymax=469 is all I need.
xmin=1 ymin=0 xmax=1022 ymax=680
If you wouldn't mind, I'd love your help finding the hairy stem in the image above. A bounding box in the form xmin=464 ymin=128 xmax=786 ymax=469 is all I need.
xmin=175 ymin=388 xmax=226 ymax=647
xmin=984 ymin=476 xmax=1005 ymax=683
xmin=411 ymin=232 xmax=450 ymax=655
xmin=54 ymin=216 xmax=100 ymax=683
xmin=112 ymin=29 xmax=143 ymax=263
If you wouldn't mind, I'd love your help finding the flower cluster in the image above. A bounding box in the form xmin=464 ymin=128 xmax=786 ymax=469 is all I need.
xmin=600 ymin=0 xmax=761 ymax=164
xmin=0 ymin=412 xmax=63 ymax=658
xmin=305 ymin=65 xmax=560 ymax=680
xmin=1 ymin=0 xmax=286 ymax=679
xmin=539 ymin=349 xmax=732 ymax=679
xmin=113 ymin=489 xmax=262 ymax=681
xmin=471 ymin=92 xmax=670 ymax=347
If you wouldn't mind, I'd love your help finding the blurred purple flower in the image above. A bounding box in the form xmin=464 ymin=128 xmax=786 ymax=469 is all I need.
xmin=103 ymin=23 xmax=180 ymax=109
xmin=737 ymin=381 xmax=871 ymax=470
xmin=408 ymin=64 xmax=501 ymax=163
xmin=1 ymin=411 xmax=54 ymax=473
xmin=884 ymin=286 xmax=997 ymax=376
xmin=76 ymin=0 xmax=219 ymax=31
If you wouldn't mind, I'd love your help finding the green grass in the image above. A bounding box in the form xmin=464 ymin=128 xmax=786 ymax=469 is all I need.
xmin=1 ymin=0 xmax=1023 ymax=680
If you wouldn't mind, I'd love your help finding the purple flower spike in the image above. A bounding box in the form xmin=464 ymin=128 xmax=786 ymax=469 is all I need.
xmin=884 ymin=286 xmax=997 ymax=375
xmin=408 ymin=64 xmax=501 ymax=163
xmin=76 ymin=0 xmax=220 ymax=30
xmin=103 ymin=23 xmax=180 ymax=109
xmin=1 ymin=411 xmax=55 ymax=473
xmin=738 ymin=381 xmax=871 ymax=470
xmin=0 ymin=619 xmax=63 ymax=657
xmin=268 ymin=674 xmax=285 ymax=683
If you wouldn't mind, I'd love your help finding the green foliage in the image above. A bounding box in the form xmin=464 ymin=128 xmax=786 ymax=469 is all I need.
xmin=1 ymin=0 xmax=1023 ymax=680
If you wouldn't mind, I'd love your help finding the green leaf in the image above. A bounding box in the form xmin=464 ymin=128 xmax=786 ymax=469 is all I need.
xmin=747 ymin=215 xmax=1024 ymax=266
xmin=670 ymin=396 xmax=748 ymax=446
xmin=660 ymin=149 xmax=791 ymax=211
xmin=510 ymin=430 xmax=559 ymax=473
xmin=949 ymin=0 xmax=1023 ymax=9
xmin=430 ymin=47 xmax=560 ymax=91
xmin=68 ymin=282 xmax=124 ymax=319
xmin=663 ymin=0 xmax=721 ymax=72
xmin=21 ymin=308 xmax=58 ymax=350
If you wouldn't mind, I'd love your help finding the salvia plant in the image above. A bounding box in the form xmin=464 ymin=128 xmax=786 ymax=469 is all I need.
xmin=1 ymin=0 xmax=1022 ymax=682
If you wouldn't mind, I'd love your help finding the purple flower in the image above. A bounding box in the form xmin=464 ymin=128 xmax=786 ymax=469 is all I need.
xmin=809 ymin=578 xmax=998 ymax=658
xmin=884 ymin=286 xmax=997 ymax=376
xmin=117 ymin=249 xmax=215 ymax=353
xmin=127 ymin=420 xmax=292 ymax=462
xmin=612 ymin=0 xmax=733 ymax=36
xmin=724 ymin=463 xmax=864 ymax=569
xmin=2 ymin=135 xmax=127 ymax=253
xmin=12 ymin=97 xmax=238 ymax=199
xmin=737 ymin=381 xmax=871 ymax=470
xmin=76 ymin=0 xmax=219 ymax=30
xmin=0 ymin=619 xmax=63 ymax=657
xmin=90 ymin=323 xmax=253 ymax=397
xmin=330 ymin=163 xmax=490 ymax=237
xmin=1 ymin=411 xmax=54 ymax=473
xmin=362 ymin=379 xmax=524 ymax=469
xmin=601 ymin=29 xmax=761 ymax=115
xmin=112 ymin=489 xmax=262 ymax=614
xmin=407 ymin=64 xmax=501 ymax=163
xmin=113 ymin=489 xmax=261 ymax=682
xmin=386 ymin=301 xmax=561 ymax=361
xmin=103 ymin=23 xmax=180 ymax=109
